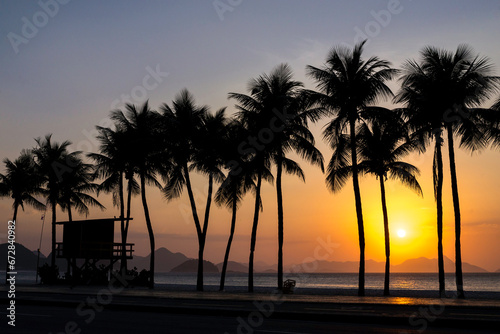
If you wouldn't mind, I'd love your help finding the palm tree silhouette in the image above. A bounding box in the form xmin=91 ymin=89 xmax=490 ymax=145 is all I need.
xmin=216 ymin=119 xmax=257 ymax=291
xmin=89 ymin=126 xmax=139 ymax=273
xmin=356 ymin=110 xmax=422 ymax=296
xmin=161 ymin=89 xmax=221 ymax=291
xmin=0 ymin=150 xmax=45 ymax=222
xmin=33 ymin=134 xmax=78 ymax=267
xmin=111 ymin=102 xmax=162 ymax=288
xmin=229 ymin=68 xmax=293 ymax=292
xmin=1 ymin=150 xmax=45 ymax=283
xmin=307 ymin=41 xmax=398 ymax=296
xmin=396 ymin=45 xmax=500 ymax=298
xmin=58 ymin=155 xmax=104 ymax=222
xmin=263 ymin=64 xmax=325 ymax=290
xmin=190 ymin=107 xmax=228 ymax=290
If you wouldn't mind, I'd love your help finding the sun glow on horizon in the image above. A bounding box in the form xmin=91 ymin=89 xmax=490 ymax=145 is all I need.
xmin=397 ymin=229 xmax=407 ymax=238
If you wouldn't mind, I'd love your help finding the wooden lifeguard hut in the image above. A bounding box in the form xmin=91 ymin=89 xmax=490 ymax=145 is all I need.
xmin=55 ymin=218 xmax=134 ymax=283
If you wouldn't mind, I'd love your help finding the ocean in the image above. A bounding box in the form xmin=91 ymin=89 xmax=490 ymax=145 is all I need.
xmin=7 ymin=271 xmax=500 ymax=292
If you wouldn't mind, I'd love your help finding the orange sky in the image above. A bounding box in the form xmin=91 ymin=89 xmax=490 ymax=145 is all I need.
xmin=3 ymin=120 xmax=500 ymax=272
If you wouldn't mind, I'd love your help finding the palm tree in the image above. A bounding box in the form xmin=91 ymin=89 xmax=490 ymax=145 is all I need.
xmin=306 ymin=40 xmax=398 ymax=296
xmin=216 ymin=119 xmax=256 ymax=291
xmin=33 ymin=134 xmax=78 ymax=267
xmin=111 ymin=102 xmax=163 ymax=289
xmin=160 ymin=89 xmax=216 ymax=291
xmin=190 ymin=108 xmax=229 ymax=290
xmin=250 ymin=64 xmax=325 ymax=290
xmin=0 ymin=151 xmax=45 ymax=283
xmin=89 ymin=126 xmax=139 ymax=273
xmin=357 ymin=110 xmax=422 ymax=296
xmin=396 ymin=45 xmax=500 ymax=298
xmin=229 ymin=68 xmax=299 ymax=292
xmin=0 ymin=150 xmax=45 ymax=222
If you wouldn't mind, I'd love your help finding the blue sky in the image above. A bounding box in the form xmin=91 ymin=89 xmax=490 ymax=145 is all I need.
xmin=1 ymin=1 xmax=500 ymax=268
xmin=2 ymin=1 xmax=499 ymax=158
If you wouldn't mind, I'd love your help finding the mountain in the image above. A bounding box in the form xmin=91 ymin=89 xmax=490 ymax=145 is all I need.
xmin=216 ymin=261 xmax=247 ymax=273
xmin=170 ymin=259 xmax=219 ymax=273
xmin=394 ymin=256 xmax=488 ymax=273
xmin=255 ymin=261 xmax=275 ymax=273
xmin=287 ymin=259 xmax=384 ymax=273
xmin=285 ymin=256 xmax=489 ymax=273
xmin=128 ymin=247 xmax=190 ymax=272
xmin=0 ymin=243 xmax=43 ymax=270
xmin=2 ymin=243 xmax=492 ymax=274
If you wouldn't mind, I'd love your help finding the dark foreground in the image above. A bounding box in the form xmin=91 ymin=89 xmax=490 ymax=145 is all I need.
xmin=1 ymin=285 xmax=499 ymax=333
xmin=3 ymin=305 xmax=498 ymax=334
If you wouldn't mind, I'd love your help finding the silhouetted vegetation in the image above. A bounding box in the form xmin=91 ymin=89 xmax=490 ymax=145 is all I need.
xmin=2 ymin=41 xmax=500 ymax=297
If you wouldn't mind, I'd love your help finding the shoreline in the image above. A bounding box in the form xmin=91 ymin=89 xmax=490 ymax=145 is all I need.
xmin=152 ymin=283 xmax=500 ymax=300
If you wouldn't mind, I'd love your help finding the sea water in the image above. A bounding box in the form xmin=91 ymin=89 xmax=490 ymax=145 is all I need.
xmin=5 ymin=271 xmax=499 ymax=292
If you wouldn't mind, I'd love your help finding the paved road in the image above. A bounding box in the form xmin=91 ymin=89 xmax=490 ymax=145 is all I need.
xmin=1 ymin=304 xmax=498 ymax=334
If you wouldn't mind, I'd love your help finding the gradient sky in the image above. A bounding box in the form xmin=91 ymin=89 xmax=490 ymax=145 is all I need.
xmin=1 ymin=0 xmax=500 ymax=271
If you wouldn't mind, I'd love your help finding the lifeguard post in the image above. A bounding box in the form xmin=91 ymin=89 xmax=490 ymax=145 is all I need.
xmin=55 ymin=218 xmax=134 ymax=282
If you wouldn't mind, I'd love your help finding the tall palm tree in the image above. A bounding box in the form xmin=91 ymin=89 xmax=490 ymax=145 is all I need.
xmin=111 ymin=102 xmax=162 ymax=289
xmin=216 ymin=119 xmax=256 ymax=291
xmin=89 ymin=126 xmax=139 ymax=273
xmin=355 ymin=110 xmax=422 ymax=296
xmin=230 ymin=67 xmax=302 ymax=292
xmin=160 ymin=89 xmax=216 ymax=291
xmin=190 ymin=108 xmax=229 ymax=290
xmin=0 ymin=150 xmax=45 ymax=222
xmin=33 ymin=134 xmax=78 ymax=267
xmin=306 ymin=41 xmax=398 ymax=296
xmin=396 ymin=45 xmax=500 ymax=298
xmin=248 ymin=64 xmax=325 ymax=290
xmin=1 ymin=151 xmax=45 ymax=283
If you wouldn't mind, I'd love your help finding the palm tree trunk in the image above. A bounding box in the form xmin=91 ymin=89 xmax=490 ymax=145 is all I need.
xmin=197 ymin=173 xmax=214 ymax=292
xmin=220 ymin=192 xmax=237 ymax=291
xmin=51 ymin=198 xmax=57 ymax=267
xmin=434 ymin=139 xmax=446 ymax=298
xmin=66 ymin=203 xmax=72 ymax=279
xmin=12 ymin=203 xmax=19 ymax=223
xmin=276 ymin=156 xmax=284 ymax=291
xmin=379 ymin=177 xmax=390 ymax=296
xmin=350 ymin=119 xmax=365 ymax=297
xmin=124 ymin=177 xmax=133 ymax=269
xmin=249 ymin=171 xmax=262 ymax=293
xmin=183 ymin=164 xmax=203 ymax=291
xmin=119 ymin=173 xmax=126 ymax=273
xmin=67 ymin=202 xmax=73 ymax=222
xmin=446 ymin=125 xmax=464 ymax=299
xmin=140 ymin=173 xmax=155 ymax=289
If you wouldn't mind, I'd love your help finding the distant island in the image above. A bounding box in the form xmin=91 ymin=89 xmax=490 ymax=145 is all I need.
xmin=170 ymin=259 xmax=219 ymax=273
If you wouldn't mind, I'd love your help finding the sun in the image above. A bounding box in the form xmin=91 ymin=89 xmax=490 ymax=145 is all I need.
xmin=397 ymin=229 xmax=406 ymax=238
